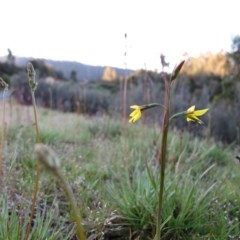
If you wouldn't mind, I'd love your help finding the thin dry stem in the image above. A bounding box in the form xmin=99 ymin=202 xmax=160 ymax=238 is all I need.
xmin=25 ymin=63 xmax=41 ymax=240
xmin=0 ymin=78 xmax=8 ymax=182
xmin=122 ymin=33 xmax=129 ymax=167
xmin=31 ymin=92 xmax=40 ymax=143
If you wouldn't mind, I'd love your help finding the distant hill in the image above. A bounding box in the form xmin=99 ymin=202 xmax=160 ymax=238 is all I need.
xmin=13 ymin=57 xmax=134 ymax=81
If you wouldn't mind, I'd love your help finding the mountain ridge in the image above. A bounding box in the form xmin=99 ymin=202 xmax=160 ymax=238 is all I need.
xmin=11 ymin=56 xmax=134 ymax=81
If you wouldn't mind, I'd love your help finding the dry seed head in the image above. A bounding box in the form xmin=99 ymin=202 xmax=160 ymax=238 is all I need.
xmin=27 ymin=62 xmax=38 ymax=92
xmin=35 ymin=144 xmax=60 ymax=172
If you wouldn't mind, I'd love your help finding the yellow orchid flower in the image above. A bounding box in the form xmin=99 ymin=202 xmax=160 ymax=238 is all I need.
xmin=129 ymin=105 xmax=143 ymax=123
xmin=186 ymin=105 xmax=209 ymax=124
xmin=129 ymin=103 xmax=163 ymax=123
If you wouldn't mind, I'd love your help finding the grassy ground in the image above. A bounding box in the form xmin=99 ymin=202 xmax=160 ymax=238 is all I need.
xmin=1 ymin=102 xmax=240 ymax=239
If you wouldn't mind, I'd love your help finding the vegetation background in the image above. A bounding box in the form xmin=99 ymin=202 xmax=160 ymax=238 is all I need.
xmin=3 ymin=37 xmax=240 ymax=144
xmin=0 ymin=36 xmax=240 ymax=239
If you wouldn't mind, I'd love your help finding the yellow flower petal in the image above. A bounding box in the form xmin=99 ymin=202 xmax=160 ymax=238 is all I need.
xmin=185 ymin=106 xmax=208 ymax=124
xmin=130 ymin=105 xmax=140 ymax=109
xmin=187 ymin=115 xmax=202 ymax=123
xmin=193 ymin=109 xmax=209 ymax=116
xmin=129 ymin=118 xmax=134 ymax=123
xmin=129 ymin=112 xmax=141 ymax=123
xmin=187 ymin=105 xmax=195 ymax=112
xmin=129 ymin=105 xmax=142 ymax=123
xmin=128 ymin=103 xmax=161 ymax=123
xmin=130 ymin=110 xmax=137 ymax=117
xmin=133 ymin=111 xmax=141 ymax=121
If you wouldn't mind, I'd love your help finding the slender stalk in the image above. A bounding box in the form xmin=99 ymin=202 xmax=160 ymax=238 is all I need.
xmin=122 ymin=33 xmax=129 ymax=167
xmin=122 ymin=32 xmax=128 ymax=123
xmin=155 ymin=75 xmax=171 ymax=240
xmin=25 ymin=63 xmax=41 ymax=240
xmin=123 ymin=76 xmax=128 ymax=123
xmin=25 ymin=163 xmax=40 ymax=239
xmin=35 ymin=144 xmax=86 ymax=240
xmin=0 ymin=96 xmax=5 ymax=177
xmin=155 ymin=61 xmax=185 ymax=239
xmin=31 ymin=92 xmax=40 ymax=143
xmin=122 ymin=75 xmax=129 ymax=167
xmin=25 ymin=93 xmax=41 ymax=240
xmin=0 ymin=78 xmax=8 ymax=182
xmin=54 ymin=169 xmax=86 ymax=240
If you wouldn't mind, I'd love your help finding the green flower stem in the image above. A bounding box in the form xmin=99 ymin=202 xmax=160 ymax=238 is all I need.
xmin=155 ymin=78 xmax=171 ymax=240
xmin=35 ymin=144 xmax=86 ymax=240
xmin=169 ymin=111 xmax=186 ymax=121
xmin=142 ymin=103 xmax=166 ymax=111
xmin=54 ymin=168 xmax=86 ymax=240
xmin=156 ymin=110 xmax=169 ymax=239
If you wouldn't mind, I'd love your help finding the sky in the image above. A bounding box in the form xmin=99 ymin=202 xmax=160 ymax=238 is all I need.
xmin=0 ymin=0 xmax=239 ymax=71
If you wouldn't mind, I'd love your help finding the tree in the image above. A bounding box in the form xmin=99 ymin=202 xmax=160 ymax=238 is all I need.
xmin=70 ymin=70 xmax=77 ymax=82
xmin=231 ymin=35 xmax=240 ymax=66
xmin=7 ymin=48 xmax=15 ymax=65
xmin=102 ymin=66 xmax=117 ymax=81
xmin=232 ymin=35 xmax=240 ymax=52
